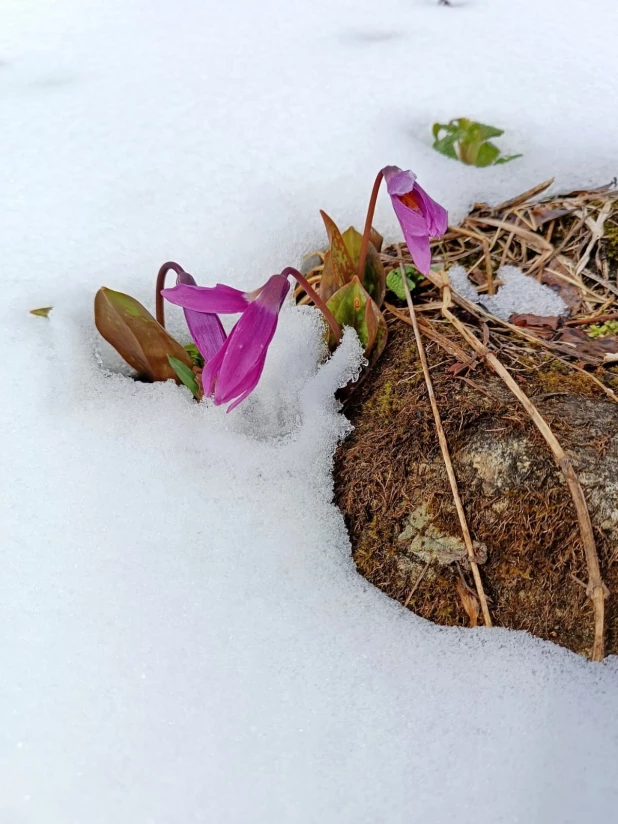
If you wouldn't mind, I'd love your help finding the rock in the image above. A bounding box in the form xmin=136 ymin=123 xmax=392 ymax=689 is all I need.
xmin=397 ymin=503 xmax=487 ymax=567
xmin=334 ymin=322 xmax=618 ymax=657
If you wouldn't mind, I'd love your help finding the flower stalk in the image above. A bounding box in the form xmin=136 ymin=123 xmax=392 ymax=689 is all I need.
xmin=156 ymin=261 xmax=187 ymax=327
xmin=357 ymin=170 xmax=384 ymax=282
xmin=281 ymin=267 xmax=342 ymax=342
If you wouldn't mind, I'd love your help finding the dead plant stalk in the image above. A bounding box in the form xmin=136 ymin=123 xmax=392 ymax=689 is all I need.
xmin=399 ymin=264 xmax=493 ymax=628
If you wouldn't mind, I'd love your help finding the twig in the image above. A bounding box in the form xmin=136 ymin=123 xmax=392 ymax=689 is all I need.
xmin=577 ymin=201 xmax=613 ymax=276
xmin=566 ymin=312 xmax=618 ymax=327
xmin=404 ymin=559 xmax=432 ymax=607
xmin=491 ymin=178 xmax=554 ymax=212
xmin=432 ymin=272 xmax=608 ymax=660
xmin=447 ymin=225 xmax=494 ymax=294
xmin=399 ymin=265 xmax=492 ymax=627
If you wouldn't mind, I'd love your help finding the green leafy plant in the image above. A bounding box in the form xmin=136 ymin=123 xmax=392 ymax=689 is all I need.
xmin=168 ymin=355 xmax=200 ymax=397
xmin=184 ymin=343 xmax=204 ymax=367
xmin=587 ymin=320 xmax=618 ymax=339
xmin=317 ymin=211 xmax=388 ymax=368
xmin=432 ymin=118 xmax=522 ymax=167
xmin=386 ymin=266 xmax=424 ymax=301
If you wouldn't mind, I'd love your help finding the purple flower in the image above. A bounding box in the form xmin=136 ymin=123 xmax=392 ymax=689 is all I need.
xmin=382 ymin=166 xmax=448 ymax=274
xmin=175 ymin=270 xmax=227 ymax=362
xmin=162 ymin=273 xmax=290 ymax=412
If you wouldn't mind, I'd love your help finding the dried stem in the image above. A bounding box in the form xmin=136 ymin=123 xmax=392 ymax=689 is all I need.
xmin=399 ymin=264 xmax=493 ymax=628
xmin=566 ymin=312 xmax=618 ymax=327
xmin=434 ymin=273 xmax=608 ymax=660
xmin=281 ymin=267 xmax=342 ymax=342
xmin=358 ymin=170 xmax=384 ymax=280
xmin=156 ymin=261 xmax=187 ymax=328
xmin=404 ymin=559 xmax=431 ymax=608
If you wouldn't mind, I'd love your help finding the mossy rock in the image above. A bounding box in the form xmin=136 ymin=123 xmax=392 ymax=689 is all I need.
xmin=334 ymin=323 xmax=618 ymax=658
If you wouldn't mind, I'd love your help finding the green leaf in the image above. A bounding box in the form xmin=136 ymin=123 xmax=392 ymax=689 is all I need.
xmin=30 ymin=306 xmax=53 ymax=318
xmin=168 ymin=356 xmax=199 ymax=397
xmin=327 ymin=278 xmax=369 ymax=350
xmin=475 ymin=141 xmax=501 ymax=168
xmin=184 ymin=343 xmax=204 ymax=367
xmin=452 ymin=117 xmax=471 ymax=131
xmin=319 ymin=211 xmax=357 ymax=302
xmin=432 ymin=122 xmax=450 ymax=141
xmin=341 ymin=226 xmax=386 ymax=307
xmin=364 ymin=298 xmax=388 ymax=369
xmin=326 ymin=276 xmax=377 ymax=353
xmin=326 ymin=276 xmax=388 ymax=361
xmin=432 ymin=117 xmax=521 ymax=167
xmin=474 ymin=122 xmax=504 ymax=141
xmin=433 ymin=134 xmax=459 ymax=160
xmin=94 ymin=287 xmax=193 ymax=382
xmin=494 ymin=153 xmax=523 ymax=165
xmin=386 ymin=267 xmax=423 ymax=301
xmin=341 ymin=225 xmax=362 ymax=264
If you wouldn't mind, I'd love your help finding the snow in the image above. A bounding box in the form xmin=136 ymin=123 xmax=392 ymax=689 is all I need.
xmin=449 ymin=264 xmax=570 ymax=320
xmin=1 ymin=0 xmax=618 ymax=822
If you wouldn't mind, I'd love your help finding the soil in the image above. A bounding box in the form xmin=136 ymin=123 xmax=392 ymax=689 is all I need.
xmin=334 ymin=320 xmax=618 ymax=657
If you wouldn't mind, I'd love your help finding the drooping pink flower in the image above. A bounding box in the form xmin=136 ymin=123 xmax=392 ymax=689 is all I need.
xmin=382 ymin=166 xmax=448 ymax=274
xmin=175 ymin=270 xmax=227 ymax=362
xmin=162 ymin=273 xmax=290 ymax=412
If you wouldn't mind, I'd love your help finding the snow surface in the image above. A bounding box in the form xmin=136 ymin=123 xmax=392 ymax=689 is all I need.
xmin=449 ymin=264 xmax=570 ymax=320
xmin=2 ymin=0 xmax=618 ymax=822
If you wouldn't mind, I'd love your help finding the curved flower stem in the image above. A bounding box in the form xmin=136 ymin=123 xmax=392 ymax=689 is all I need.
xmin=155 ymin=261 xmax=187 ymax=328
xmin=281 ymin=267 xmax=342 ymax=343
xmin=357 ymin=170 xmax=384 ymax=281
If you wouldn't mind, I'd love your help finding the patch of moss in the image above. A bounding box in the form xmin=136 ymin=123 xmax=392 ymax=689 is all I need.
xmin=604 ymin=222 xmax=618 ymax=263
xmin=536 ymin=363 xmax=598 ymax=396
xmin=371 ymin=381 xmax=393 ymax=417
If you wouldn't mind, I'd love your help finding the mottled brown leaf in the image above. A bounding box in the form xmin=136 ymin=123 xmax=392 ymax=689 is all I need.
xmin=319 ymin=211 xmax=356 ymax=302
xmin=94 ymin=287 xmax=192 ymax=382
xmin=341 ymin=226 xmax=386 ymax=307
xmin=326 ymin=276 xmax=387 ymax=361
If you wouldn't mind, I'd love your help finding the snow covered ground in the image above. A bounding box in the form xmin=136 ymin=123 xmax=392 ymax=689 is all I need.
xmin=2 ymin=1 xmax=618 ymax=821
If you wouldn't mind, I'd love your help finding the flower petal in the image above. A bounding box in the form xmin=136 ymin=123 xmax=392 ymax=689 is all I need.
xmin=405 ymin=234 xmax=432 ymax=275
xmin=214 ymin=274 xmax=289 ymax=405
xmin=162 ymin=282 xmax=249 ymax=314
xmin=383 ymin=165 xmax=448 ymax=274
xmin=413 ymin=182 xmax=449 ymax=237
xmin=201 ymin=332 xmax=232 ymax=396
xmin=224 ymin=353 xmax=267 ymax=413
xmin=382 ymin=165 xmax=418 ymax=197
xmin=391 ymin=194 xmax=430 ymax=238
xmin=174 ymin=271 xmax=227 ymax=362
xmin=185 ymin=310 xmax=227 ymax=362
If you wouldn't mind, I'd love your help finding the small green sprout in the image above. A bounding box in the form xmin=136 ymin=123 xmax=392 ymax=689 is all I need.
xmin=432 ymin=118 xmax=522 ymax=167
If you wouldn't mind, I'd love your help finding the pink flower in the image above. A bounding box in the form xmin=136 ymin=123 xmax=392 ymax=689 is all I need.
xmin=175 ymin=270 xmax=227 ymax=362
xmin=382 ymin=166 xmax=448 ymax=274
xmin=162 ymin=273 xmax=290 ymax=412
